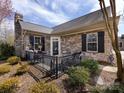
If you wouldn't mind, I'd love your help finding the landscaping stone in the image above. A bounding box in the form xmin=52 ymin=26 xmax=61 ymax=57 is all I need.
xmin=95 ymin=76 xmax=104 ymax=85
xmin=99 ymin=65 xmax=117 ymax=73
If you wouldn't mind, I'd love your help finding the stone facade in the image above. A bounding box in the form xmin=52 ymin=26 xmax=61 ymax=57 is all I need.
xmin=61 ymin=34 xmax=82 ymax=54
xmin=22 ymin=32 xmax=51 ymax=57
xmin=61 ymin=31 xmax=114 ymax=62
xmin=14 ymin=12 xmax=117 ymax=63
xmin=45 ymin=35 xmax=51 ymax=54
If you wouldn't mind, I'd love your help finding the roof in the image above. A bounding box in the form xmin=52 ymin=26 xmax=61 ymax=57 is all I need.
xmin=19 ymin=7 xmax=111 ymax=34
xmin=52 ymin=7 xmax=111 ymax=33
xmin=19 ymin=21 xmax=53 ymax=34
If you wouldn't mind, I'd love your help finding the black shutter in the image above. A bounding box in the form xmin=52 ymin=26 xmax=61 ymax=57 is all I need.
xmin=29 ymin=35 xmax=34 ymax=50
xmin=82 ymin=34 xmax=86 ymax=51
xmin=98 ymin=31 xmax=105 ymax=53
xmin=41 ymin=36 xmax=45 ymax=51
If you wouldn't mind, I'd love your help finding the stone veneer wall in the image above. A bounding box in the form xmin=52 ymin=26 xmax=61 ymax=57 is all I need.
xmin=45 ymin=35 xmax=50 ymax=54
xmin=14 ymin=21 xmax=22 ymax=57
xmin=61 ymin=34 xmax=82 ymax=54
xmin=14 ymin=13 xmax=25 ymax=57
xmin=61 ymin=31 xmax=115 ymax=62
xmin=23 ymin=33 xmax=51 ymax=56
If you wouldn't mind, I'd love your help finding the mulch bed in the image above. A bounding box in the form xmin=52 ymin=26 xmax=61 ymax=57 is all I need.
xmin=17 ymin=73 xmax=36 ymax=93
xmin=0 ymin=61 xmax=6 ymax=64
xmin=0 ymin=61 xmax=118 ymax=93
xmin=51 ymin=69 xmax=117 ymax=93
xmin=0 ymin=62 xmax=36 ymax=93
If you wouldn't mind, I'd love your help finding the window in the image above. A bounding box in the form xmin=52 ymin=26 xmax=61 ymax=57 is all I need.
xmin=82 ymin=31 xmax=104 ymax=53
xmin=119 ymin=42 xmax=122 ymax=48
xmin=87 ymin=33 xmax=98 ymax=51
xmin=34 ymin=36 xmax=41 ymax=50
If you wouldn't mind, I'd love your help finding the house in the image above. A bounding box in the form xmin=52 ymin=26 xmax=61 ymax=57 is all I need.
xmin=14 ymin=7 xmax=120 ymax=63
xmin=119 ymin=35 xmax=124 ymax=51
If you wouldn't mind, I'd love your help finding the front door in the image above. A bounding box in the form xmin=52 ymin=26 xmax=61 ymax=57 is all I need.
xmin=51 ymin=37 xmax=60 ymax=56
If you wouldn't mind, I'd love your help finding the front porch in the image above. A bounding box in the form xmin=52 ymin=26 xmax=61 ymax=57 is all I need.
xmin=26 ymin=51 xmax=81 ymax=78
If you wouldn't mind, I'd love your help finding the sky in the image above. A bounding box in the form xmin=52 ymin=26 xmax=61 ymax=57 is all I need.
xmin=11 ymin=0 xmax=124 ymax=36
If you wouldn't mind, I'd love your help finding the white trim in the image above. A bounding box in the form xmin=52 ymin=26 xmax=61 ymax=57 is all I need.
xmin=50 ymin=37 xmax=61 ymax=56
xmin=86 ymin=32 xmax=98 ymax=52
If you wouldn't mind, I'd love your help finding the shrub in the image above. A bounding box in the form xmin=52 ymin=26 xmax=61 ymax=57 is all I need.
xmin=91 ymin=86 xmax=104 ymax=93
xmin=15 ymin=64 xmax=28 ymax=75
xmin=66 ymin=66 xmax=89 ymax=86
xmin=104 ymin=84 xmax=124 ymax=93
xmin=0 ymin=64 xmax=11 ymax=75
xmin=0 ymin=77 xmax=18 ymax=93
xmin=80 ymin=59 xmax=99 ymax=73
xmin=0 ymin=42 xmax=15 ymax=59
xmin=29 ymin=82 xmax=60 ymax=93
xmin=91 ymin=85 xmax=124 ymax=93
xmin=0 ymin=55 xmax=8 ymax=61
xmin=7 ymin=56 xmax=21 ymax=65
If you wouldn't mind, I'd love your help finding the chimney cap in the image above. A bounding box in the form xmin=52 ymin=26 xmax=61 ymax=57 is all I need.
xmin=15 ymin=12 xmax=23 ymax=22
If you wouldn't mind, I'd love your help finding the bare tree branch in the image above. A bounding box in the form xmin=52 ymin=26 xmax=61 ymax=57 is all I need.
xmin=0 ymin=0 xmax=12 ymax=24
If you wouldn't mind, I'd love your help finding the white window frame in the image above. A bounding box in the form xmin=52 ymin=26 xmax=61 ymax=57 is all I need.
xmin=86 ymin=33 xmax=98 ymax=52
xmin=34 ymin=36 xmax=41 ymax=51
xmin=50 ymin=37 xmax=61 ymax=56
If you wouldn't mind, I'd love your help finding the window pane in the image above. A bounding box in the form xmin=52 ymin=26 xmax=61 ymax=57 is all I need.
xmin=87 ymin=33 xmax=97 ymax=42
xmin=53 ymin=41 xmax=59 ymax=55
xmin=35 ymin=37 xmax=40 ymax=44
xmin=35 ymin=44 xmax=40 ymax=50
xmin=88 ymin=43 xmax=97 ymax=51
xmin=120 ymin=42 xmax=122 ymax=47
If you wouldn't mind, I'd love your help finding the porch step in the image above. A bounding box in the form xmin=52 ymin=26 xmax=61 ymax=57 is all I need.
xmin=28 ymin=65 xmax=51 ymax=82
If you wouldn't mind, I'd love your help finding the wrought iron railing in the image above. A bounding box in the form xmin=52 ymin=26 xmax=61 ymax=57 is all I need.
xmin=26 ymin=51 xmax=81 ymax=78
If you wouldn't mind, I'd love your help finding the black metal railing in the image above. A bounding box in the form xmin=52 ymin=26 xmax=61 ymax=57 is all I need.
xmin=58 ymin=52 xmax=81 ymax=73
xmin=26 ymin=51 xmax=81 ymax=78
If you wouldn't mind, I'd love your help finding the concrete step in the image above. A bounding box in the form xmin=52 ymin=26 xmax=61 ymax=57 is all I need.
xmin=28 ymin=65 xmax=45 ymax=81
xmin=28 ymin=64 xmax=52 ymax=82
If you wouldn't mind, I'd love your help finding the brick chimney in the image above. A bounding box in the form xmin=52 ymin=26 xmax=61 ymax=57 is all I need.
xmin=14 ymin=13 xmax=23 ymax=57
xmin=14 ymin=13 xmax=23 ymax=22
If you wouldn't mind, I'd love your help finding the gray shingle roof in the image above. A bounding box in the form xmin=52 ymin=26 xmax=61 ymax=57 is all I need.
xmin=19 ymin=7 xmax=111 ymax=34
xmin=52 ymin=7 xmax=111 ymax=33
xmin=19 ymin=21 xmax=53 ymax=34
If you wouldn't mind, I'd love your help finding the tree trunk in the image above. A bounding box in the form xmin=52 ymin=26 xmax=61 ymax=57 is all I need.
xmin=98 ymin=0 xmax=124 ymax=83
xmin=114 ymin=49 xmax=123 ymax=81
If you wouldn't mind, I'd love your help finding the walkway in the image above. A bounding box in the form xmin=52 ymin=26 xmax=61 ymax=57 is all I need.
xmin=96 ymin=65 xmax=117 ymax=85
xmin=99 ymin=65 xmax=117 ymax=73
